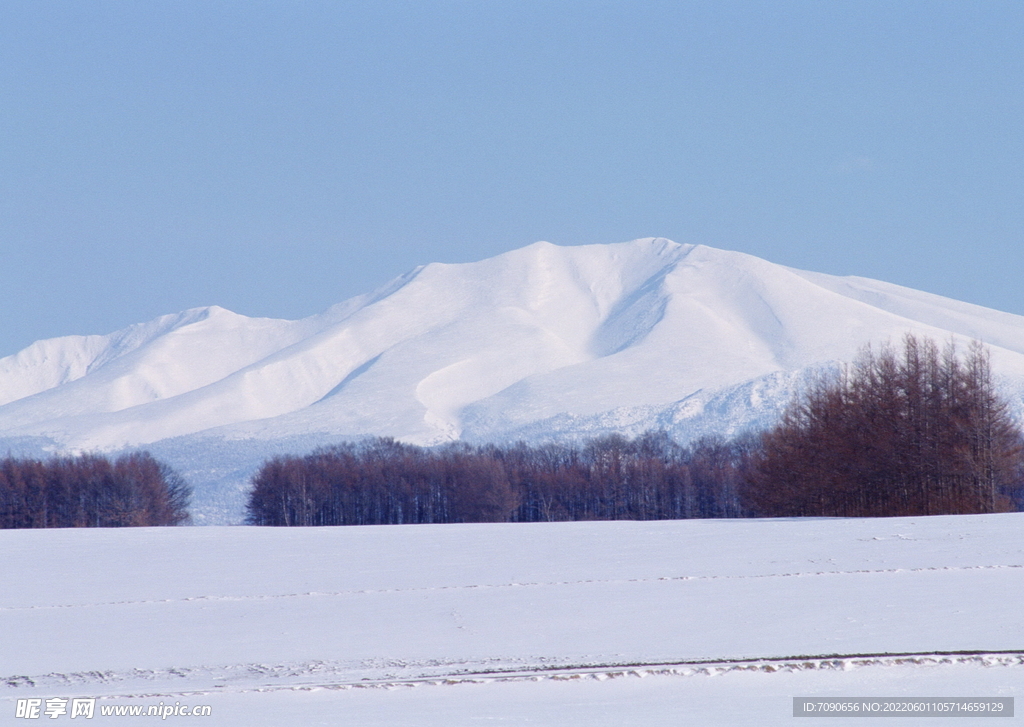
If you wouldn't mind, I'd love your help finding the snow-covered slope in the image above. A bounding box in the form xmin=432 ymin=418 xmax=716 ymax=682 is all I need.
xmin=3 ymin=238 xmax=1024 ymax=453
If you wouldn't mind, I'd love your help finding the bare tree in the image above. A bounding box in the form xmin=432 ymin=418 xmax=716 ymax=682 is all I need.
xmin=742 ymin=334 xmax=1024 ymax=517
xmin=0 ymin=451 xmax=190 ymax=528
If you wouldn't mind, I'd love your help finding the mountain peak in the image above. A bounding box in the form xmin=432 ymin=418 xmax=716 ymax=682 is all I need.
xmin=2 ymin=238 xmax=1023 ymax=454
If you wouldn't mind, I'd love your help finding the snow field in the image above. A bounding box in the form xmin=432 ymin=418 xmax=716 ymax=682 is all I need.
xmin=2 ymin=514 xmax=1023 ymax=724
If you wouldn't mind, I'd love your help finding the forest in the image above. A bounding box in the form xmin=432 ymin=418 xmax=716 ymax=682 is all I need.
xmin=247 ymin=335 xmax=1024 ymax=526
xmin=245 ymin=433 xmax=746 ymax=526
xmin=0 ymin=451 xmax=191 ymax=528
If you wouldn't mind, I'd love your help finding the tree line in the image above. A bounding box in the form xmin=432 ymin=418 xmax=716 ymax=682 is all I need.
xmin=246 ymin=335 xmax=1024 ymax=526
xmin=0 ymin=451 xmax=191 ymax=528
xmin=245 ymin=433 xmax=748 ymax=526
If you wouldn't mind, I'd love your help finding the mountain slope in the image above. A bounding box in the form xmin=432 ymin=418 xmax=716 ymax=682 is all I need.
xmin=3 ymin=238 xmax=1024 ymax=456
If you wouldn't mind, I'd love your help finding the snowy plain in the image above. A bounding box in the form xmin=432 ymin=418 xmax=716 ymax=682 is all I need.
xmin=2 ymin=514 xmax=1022 ymax=725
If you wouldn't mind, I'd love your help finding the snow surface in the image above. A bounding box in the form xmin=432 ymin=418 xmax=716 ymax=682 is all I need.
xmin=4 ymin=238 xmax=1024 ymax=523
xmin=2 ymin=515 xmax=1022 ymax=725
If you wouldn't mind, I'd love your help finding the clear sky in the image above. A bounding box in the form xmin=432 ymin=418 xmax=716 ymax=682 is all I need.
xmin=1 ymin=1 xmax=1022 ymax=357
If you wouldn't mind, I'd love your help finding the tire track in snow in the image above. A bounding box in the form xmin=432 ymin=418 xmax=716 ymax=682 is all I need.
xmin=2 ymin=563 xmax=1022 ymax=612
xmin=6 ymin=651 xmax=1024 ymax=697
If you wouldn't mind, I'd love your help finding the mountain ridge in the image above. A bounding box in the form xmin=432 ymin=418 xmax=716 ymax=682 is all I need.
xmin=3 ymin=237 xmax=1024 ymax=451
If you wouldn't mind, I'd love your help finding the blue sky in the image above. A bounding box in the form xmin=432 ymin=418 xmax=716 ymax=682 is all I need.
xmin=1 ymin=1 xmax=1022 ymax=357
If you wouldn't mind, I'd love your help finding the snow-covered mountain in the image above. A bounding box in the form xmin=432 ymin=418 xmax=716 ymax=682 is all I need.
xmin=4 ymin=238 xmax=1024 ymax=522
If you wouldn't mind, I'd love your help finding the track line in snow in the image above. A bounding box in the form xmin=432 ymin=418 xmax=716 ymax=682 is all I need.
xmin=2 ymin=563 xmax=1022 ymax=613
xmin=5 ymin=651 xmax=1024 ymax=699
